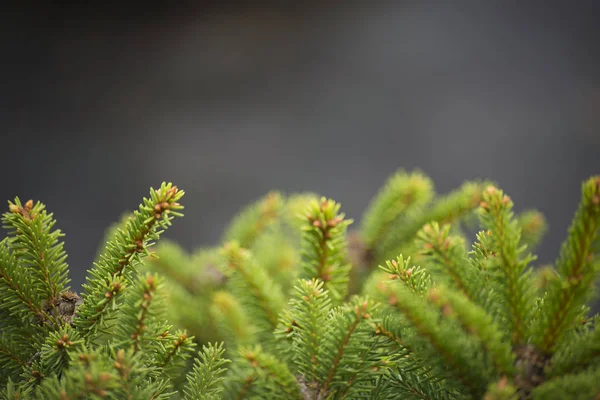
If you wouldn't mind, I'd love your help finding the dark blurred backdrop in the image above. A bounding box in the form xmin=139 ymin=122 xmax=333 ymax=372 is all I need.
xmin=1 ymin=2 xmax=599 ymax=290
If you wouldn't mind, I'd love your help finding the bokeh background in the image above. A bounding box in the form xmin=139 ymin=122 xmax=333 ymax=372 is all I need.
xmin=2 ymin=2 xmax=599 ymax=290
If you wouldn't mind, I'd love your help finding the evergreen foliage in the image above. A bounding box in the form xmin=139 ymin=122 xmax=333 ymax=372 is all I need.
xmin=0 ymin=183 xmax=229 ymax=399
xmin=2 ymin=171 xmax=599 ymax=400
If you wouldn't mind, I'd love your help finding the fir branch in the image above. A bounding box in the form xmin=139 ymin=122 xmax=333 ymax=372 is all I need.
xmin=75 ymin=183 xmax=184 ymax=335
xmin=535 ymin=176 xmax=600 ymax=354
xmin=417 ymin=222 xmax=475 ymax=299
xmin=223 ymin=191 xmax=284 ymax=248
xmin=300 ymin=197 xmax=352 ymax=303
xmin=183 ymin=342 xmax=230 ymax=400
xmin=478 ymin=185 xmax=535 ymax=347
xmin=221 ymin=241 xmax=285 ymax=340
xmin=361 ymin=170 xmax=434 ymax=254
xmin=3 ymin=198 xmax=70 ymax=307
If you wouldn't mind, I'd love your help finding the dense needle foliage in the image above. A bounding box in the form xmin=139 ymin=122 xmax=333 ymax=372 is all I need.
xmin=1 ymin=171 xmax=599 ymax=399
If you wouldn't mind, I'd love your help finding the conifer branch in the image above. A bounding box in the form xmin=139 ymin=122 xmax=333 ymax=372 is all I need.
xmin=3 ymin=198 xmax=70 ymax=307
xmin=417 ymin=222 xmax=474 ymax=299
xmin=300 ymin=197 xmax=352 ymax=303
xmin=390 ymin=284 xmax=487 ymax=397
xmin=75 ymin=183 xmax=184 ymax=335
xmin=158 ymin=330 xmax=194 ymax=370
xmin=379 ymin=255 xmax=433 ymax=296
xmin=0 ymin=238 xmax=47 ymax=321
xmin=516 ymin=210 xmax=547 ymax=251
xmin=320 ymin=297 xmax=373 ymax=393
xmin=361 ymin=170 xmax=434 ymax=259
xmin=427 ymin=286 xmax=515 ymax=377
xmin=221 ymin=242 xmax=284 ymax=336
xmin=183 ymin=342 xmax=230 ymax=400
xmin=211 ymin=290 xmax=255 ymax=347
xmin=478 ymin=185 xmax=535 ymax=347
xmin=240 ymin=346 xmax=301 ymax=399
xmin=379 ymin=180 xmax=488 ymax=263
xmin=535 ymin=176 xmax=600 ymax=354
xmin=223 ymin=191 xmax=283 ymax=248
xmin=289 ymin=279 xmax=331 ymax=383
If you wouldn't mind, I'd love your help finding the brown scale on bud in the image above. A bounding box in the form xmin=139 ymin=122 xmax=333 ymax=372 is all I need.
xmin=9 ymin=204 xmax=22 ymax=214
xmin=312 ymin=219 xmax=322 ymax=228
xmin=25 ymin=199 xmax=34 ymax=210
xmin=593 ymin=194 xmax=600 ymax=206
xmin=502 ymin=195 xmax=511 ymax=205
xmin=154 ymin=213 xmax=162 ymax=219
xmin=405 ymin=268 xmax=413 ymax=277
xmin=389 ymin=274 xmax=399 ymax=280
xmin=480 ymin=201 xmax=489 ymax=210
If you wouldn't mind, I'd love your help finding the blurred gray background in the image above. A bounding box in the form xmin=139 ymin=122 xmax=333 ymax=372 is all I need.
xmin=1 ymin=2 xmax=599 ymax=290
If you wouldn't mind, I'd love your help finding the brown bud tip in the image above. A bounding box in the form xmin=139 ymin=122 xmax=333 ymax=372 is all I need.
xmin=104 ymin=292 xmax=112 ymax=299
xmin=9 ymin=204 xmax=21 ymax=214
xmin=181 ymin=333 xmax=187 ymax=340
xmin=485 ymin=185 xmax=497 ymax=195
xmin=173 ymin=340 xmax=180 ymax=346
xmin=146 ymin=275 xmax=155 ymax=287
xmin=593 ymin=195 xmax=600 ymax=206
xmin=389 ymin=274 xmax=399 ymax=280
xmin=154 ymin=213 xmax=162 ymax=219
xmin=406 ymin=268 xmax=413 ymax=277
xmin=479 ymin=201 xmax=488 ymax=210
xmin=154 ymin=204 xmax=162 ymax=212
xmin=25 ymin=199 xmax=34 ymax=210
xmin=391 ymin=259 xmax=399 ymax=268
xmin=502 ymin=195 xmax=511 ymax=205
xmin=312 ymin=219 xmax=322 ymax=227
xmin=285 ymin=327 xmax=293 ymax=333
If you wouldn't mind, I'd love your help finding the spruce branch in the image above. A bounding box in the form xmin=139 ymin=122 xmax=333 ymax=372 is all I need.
xmin=300 ymin=197 xmax=352 ymax=303
xmin=379 ymin=254 xmax=433 ymax=296
xmin=516 ymin=210 xmax=547 ymax=252
xmin=75 ymin=182 xmax=184 ymax=335
xmin=417 ymin=222 xmax=475 ymax=299
xmin=535 ymin=176 xmax=600 ymax=354
xmin=361 ymin=170 xmax=434 ymax=258
xmin=288 ymin=279 xmax=331 ymax=384
xmin=220 ymin=241 xmax=285 ymax=340
xmin=239 ymin=346 xmax=301 ymax=399
xmin=426 ymin=286 xmax=515 ymax=377
xmin=183 ymin=342 xmax=230 ymax=400
xmin=210 ymin=290 xmax=255 ymax=347
xmin=379 ymin=180 xmax=488 ymax=263
xmin=390 ymin=283 xmax=488 ymax=397
xmin=478 ymin=185 xmax=535 ymax=347
xmin=318 ymin=296 xmax=376 ymax=396
xmin=223 ymin=191 xmax=284 ymax=248
xmin=0 ymin=237 xmax=47 ymax=321
xmin=3 ymin=198 xmax=70 ymax=309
